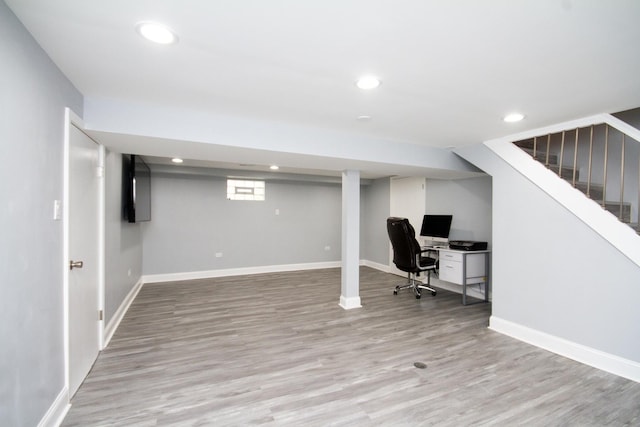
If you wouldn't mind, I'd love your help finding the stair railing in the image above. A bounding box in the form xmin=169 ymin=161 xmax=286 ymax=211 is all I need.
xmin=513 ymin=120 xmax=639 ymax=232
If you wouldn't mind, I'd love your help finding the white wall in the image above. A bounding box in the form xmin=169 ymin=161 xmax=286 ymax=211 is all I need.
xmin=142 ymin=172 xmax=342 ymax=276
xmin=390 ymin=177 xmax=426 ymax=230
xmin=84 ymin=97 xmax=482 ymax=176
xmin=104 ymin=151 xmax=143 ymax=323
xmin=0 ymin=2 xmax=83 ymax=425
xmin=421 ymin=176 xmax=492 ymax=298
xmin=361 ymin=178 xmax=391 ymax=266
xmin=424 ymin=176 xmax=492 ymax=244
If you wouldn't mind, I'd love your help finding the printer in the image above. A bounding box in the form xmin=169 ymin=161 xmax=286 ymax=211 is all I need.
xmin=448 ymin=240 xmax=488 ymax=251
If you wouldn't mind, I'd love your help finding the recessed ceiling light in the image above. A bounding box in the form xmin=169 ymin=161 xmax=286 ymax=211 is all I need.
xmin=136 ymin=21 xmax=178 ymax=44
xmin=356 ymin=76 xmax=381 ymax=90
xmin=503 ymin=113 xmax=525 ymax=123
xmin=357 ymin=115 xmax=372 ymax=121
xmin=171 ymin=157 xmax=183 ymax=164
xmin=269 ymin=165 xmax=280 ymax=170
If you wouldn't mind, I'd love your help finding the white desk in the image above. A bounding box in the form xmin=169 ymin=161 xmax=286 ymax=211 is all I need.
xmin=423 ymin=246 xmax=490 ymax=305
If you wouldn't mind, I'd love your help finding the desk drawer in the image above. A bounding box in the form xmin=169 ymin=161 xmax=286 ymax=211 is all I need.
xmin=439 ymin=250 xmax=463 ymax=262
xmin=439 ymin=259 xmax=462 ymax=284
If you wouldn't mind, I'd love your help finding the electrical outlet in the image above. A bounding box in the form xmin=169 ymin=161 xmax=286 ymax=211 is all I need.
xmin=324 ymin=246 xmax=331 ymax=251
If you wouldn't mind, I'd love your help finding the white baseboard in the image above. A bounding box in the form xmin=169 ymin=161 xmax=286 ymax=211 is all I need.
xmin=37 ymin=387 xmax=70 ymax=427
xmin=490 ymin=316 xmax=640 ymax=383
xmin=103 ymin=277 xmax=144 ymax=348
xmin=142 ymin=261 xmax=342 ymax=284
xmin=360 ymin=259 xmax=390 ymax=273
xmin=339 ymin=295 xmax=362 ymax=309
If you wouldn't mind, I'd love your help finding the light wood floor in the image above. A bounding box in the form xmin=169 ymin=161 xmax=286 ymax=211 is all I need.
xmin=63 ymin=267 xmax=640 ymax=426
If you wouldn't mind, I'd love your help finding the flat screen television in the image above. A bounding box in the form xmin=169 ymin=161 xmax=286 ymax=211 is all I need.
xmin=419 ymin=214 xmax=452 ymax=244
xmin=123 ymin=154 xmax=151 ymax=223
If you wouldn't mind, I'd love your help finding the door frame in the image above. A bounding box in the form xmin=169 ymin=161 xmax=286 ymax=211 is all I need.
xmin=63 ymin=107 xmax=106 ymax=399
xmin=389 ymin=176 xmax=427 ymax=276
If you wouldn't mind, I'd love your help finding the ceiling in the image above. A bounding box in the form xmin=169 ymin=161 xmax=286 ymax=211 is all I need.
xmin=6 ymin=0 xmax=640 ymax=178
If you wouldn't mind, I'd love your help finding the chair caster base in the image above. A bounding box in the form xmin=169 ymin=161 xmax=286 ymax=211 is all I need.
xmin=393 ymin=285 xmax=436 ymax=298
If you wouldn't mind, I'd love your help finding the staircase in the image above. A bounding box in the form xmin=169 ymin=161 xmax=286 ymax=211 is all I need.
xmin=512 ymin=121 xmax=639 ymax=233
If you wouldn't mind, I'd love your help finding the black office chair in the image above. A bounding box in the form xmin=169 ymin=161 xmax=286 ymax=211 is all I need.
xmin=387 ymin=217 xmax=437 ymax=299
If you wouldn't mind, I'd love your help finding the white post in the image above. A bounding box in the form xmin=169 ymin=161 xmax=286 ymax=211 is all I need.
xmin=340 ymin=169 xmax=361 ymax=309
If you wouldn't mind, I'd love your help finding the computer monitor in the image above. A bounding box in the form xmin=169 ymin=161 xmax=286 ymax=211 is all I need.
xmin=420 ymin=214 xmax=453 ymax=245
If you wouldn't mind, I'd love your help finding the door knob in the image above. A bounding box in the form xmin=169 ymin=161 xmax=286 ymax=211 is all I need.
xmin=69 ymin=260 xmax=84 ymax=270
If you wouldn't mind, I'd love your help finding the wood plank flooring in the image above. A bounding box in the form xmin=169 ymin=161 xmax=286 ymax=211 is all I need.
xmin=63 ymin=267 xmax=640 ymax=426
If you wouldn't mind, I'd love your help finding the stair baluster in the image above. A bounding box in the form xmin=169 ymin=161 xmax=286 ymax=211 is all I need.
xmin=572 ymin=128 xmax=579 ymax=187
xmin=587 ymin=125 xmax=594 ymax=198
xmin=620 ymin=134 xmax=625 ymax=221
xmin=602 ymin=125 xmax=609 ymax=208
xmin=559 ymin=131 xmax=565 ymax=179
xmin=512 ymin=120 xmax=639 ymax=233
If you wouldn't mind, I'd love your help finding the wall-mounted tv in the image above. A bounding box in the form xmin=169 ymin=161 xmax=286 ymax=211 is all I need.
xmin=123 ymin=154 xmax=151 ymax=223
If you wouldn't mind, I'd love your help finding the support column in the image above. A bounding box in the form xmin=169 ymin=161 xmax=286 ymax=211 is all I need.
xmin=340 ymin=169 xmax=361 ymax=309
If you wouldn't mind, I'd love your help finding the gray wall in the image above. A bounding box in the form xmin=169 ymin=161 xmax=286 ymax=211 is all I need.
xmin=361 ymin=178 xmax=391 ymax=265
xmin=0 ymin=2 xmax=83 ymax=425
xmin=614 ymin=107 xmax=640 ymax=129
xmin=104 ymin=151 xmax=143 ymax=323
xmin=463 ymin=144 xmax=640 ymax=363
xmin=424 ymin=176 xmax=492 ymax=244
xmin=142 ymin=173 xmax=342 ymax=275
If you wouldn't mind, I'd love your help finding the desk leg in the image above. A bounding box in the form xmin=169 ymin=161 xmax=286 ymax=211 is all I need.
xmin=484 ymin=252 xmax=490 ymax=303
xmin=462 ymin=252 xmax=489 ymax=306
xmin=462 ymin=256 xmax=467 ymax=305
xmin=462 ymin=281 xmax=467 ymax=305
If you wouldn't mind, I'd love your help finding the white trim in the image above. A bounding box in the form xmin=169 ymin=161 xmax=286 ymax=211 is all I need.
xmin=339 ymin=295 xmax=362 ymax=310
xmin=103 ymin=278 xmax=144 ymax=348
xmin=62 ymin=108 xmax=72 ymax=397
xmin=37 ymin=387 xmax=70 ymax=427
xmin=360 ymin=259 xmax=390 ymax=273
xmin=143 ymin=261 xmax=342 ymax=284
xmin=606 ymin=114 xmax=640 ymax=142
xmin=484 ymin=113 xmax=640 ymax=160
xmin=489 ymin=316 xmax=640 ymax=383
xmin=97 ymin=144 xmax=106 ymax=349
xmin=484 ymin=114 xmax=640 ymax=268
xmin=64 ymin=109 xmax=106 ymax=397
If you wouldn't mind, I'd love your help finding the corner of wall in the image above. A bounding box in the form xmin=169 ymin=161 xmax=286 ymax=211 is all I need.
xmin=103 ymin=277 xmax=144 ymax=349
xmin=37 ymin=388 xmax=70 ymax=427
xmin=489 ymin=316 xmax=640 ymax=383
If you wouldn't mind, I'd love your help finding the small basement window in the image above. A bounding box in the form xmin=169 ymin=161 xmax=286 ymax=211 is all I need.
xmin=227 ymin=179 xmax=265 ymax=201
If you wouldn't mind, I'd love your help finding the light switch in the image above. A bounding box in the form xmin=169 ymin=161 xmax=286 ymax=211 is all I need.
xmin=53 ymin=200 xmax=62 ymax=221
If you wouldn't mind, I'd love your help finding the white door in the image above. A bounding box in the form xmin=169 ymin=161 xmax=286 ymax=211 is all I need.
xmin=389 ymin=176 xmax=426 ymax=276
xmin=68 ymin=124 xmax=100 ymax=397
